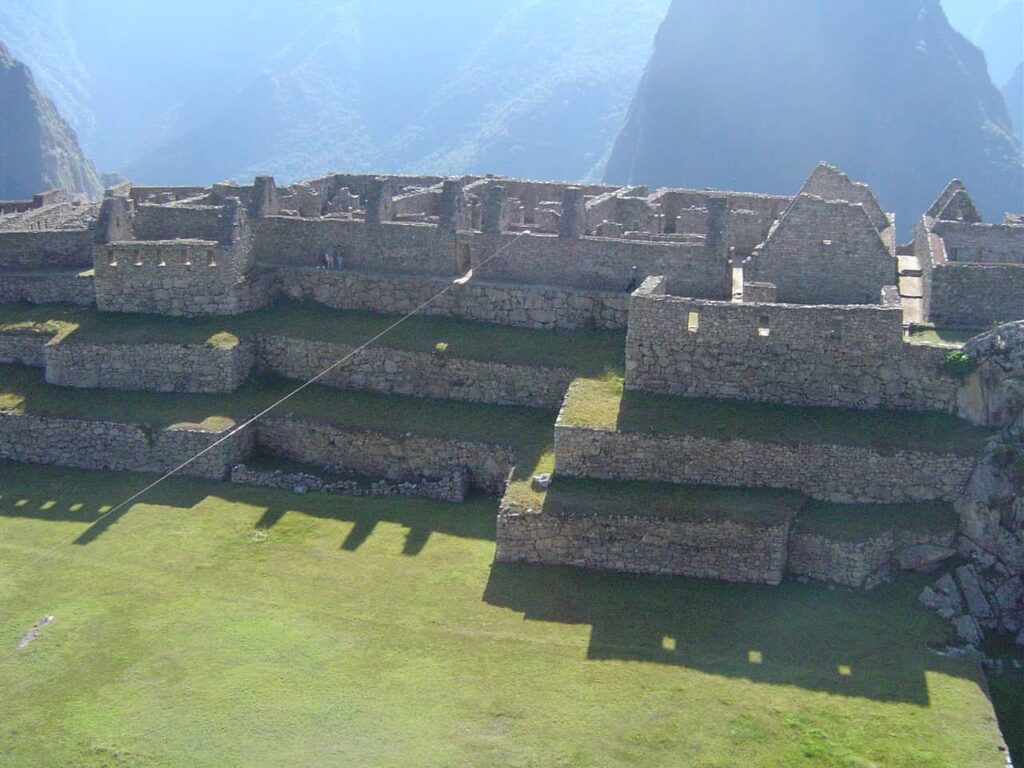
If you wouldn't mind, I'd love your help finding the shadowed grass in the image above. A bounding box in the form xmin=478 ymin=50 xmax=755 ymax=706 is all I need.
xmin=796 ymin=501 xmax=959 ymax=542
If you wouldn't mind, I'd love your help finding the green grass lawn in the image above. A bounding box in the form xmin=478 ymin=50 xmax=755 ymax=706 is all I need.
xmin=558 ymin=375 xmax=994 ymax=456
xmin=0 ymin=461 xmax=1008 ymax=767
xmin=795 ymin=501 xmax=958 ymax=542
xmin=0 ymin=301 xmax=625 ymax=374
xmin=541 ymin=477 xmax=803 ymax=525
xmin=905 ymin=326 xmax=985 ymax=348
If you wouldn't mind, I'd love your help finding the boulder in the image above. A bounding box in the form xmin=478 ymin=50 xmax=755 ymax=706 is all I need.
xmin=956 ymin=564 xmax=994 ymax=620
xmin=895 ymin=545 xmax=955 ymax=573
xmin=953 ymin=615 xmax=984 ymax=645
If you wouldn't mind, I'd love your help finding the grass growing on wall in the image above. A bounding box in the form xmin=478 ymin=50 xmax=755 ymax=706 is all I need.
xmin=558 ymin=375 xmax=994 ymax=456
xmin=0 ymin=364 xmax=556 ymax=450
xmin=794 ymin=501 xmax=959 ymax=542
xmin=0 ymin=301 xmax=625 ymax=374
xmin=0 ymin=461 xmax=1008 ymax=767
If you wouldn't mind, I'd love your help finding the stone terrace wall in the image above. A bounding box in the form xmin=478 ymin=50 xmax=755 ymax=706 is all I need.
xmin=750 ymin=195 xmax=895 ymax=305
xmin=0 ymin=333 xmax=47 ymax=367
xmin=0 ymin=412 xmax=253 ymax=480
xmin=625 ymin=281 xmax=960 ymax=411
xmin=787 ymin=527 xmax=955 ymax=589
xmin=466 ymin=231 xmax=730 ymax=297
xmin=133 ymin=205 xmax=222 ymax=242
xmin=45 ymin=341 xmax=255 ymax=393
xmin=257 ymin=336 xmax=572 ymax=408
xmin=497 ymin=504 xmax=790 ymax=584
xmin=0 ymin=270 xmax=95 ymax=306
xmin=553 ymin=426 xmax=974 ymax=503
xmin=0 ymin=229 xmax=94 ymax=269
xmin=254 ymin=218 xmax=457 ymax=276
xmin=280 ymin=268 xmax=629 ymax=331
xmin=929 ymin=263 xmax=1024 ymax=328
xmin=256 ymin=417 xmax=515 ymax=495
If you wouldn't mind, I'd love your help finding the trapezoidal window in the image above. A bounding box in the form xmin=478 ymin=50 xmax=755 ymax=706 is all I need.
xmin=687 ymin=311 xmax=700 ymax=333
xmin=831 ymin=317 xmax=843 ymax=340
xmin=758 ymin=315 xmax=770 ymax=337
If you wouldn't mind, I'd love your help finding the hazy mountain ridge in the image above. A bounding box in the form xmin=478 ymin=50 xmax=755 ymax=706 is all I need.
xmin=1005 ymin=63 xmax=1024 ymax=146
xmin=606 ymin=0 xmax=1023 ymax=235
xmin=0 ymin=41 xmax=101 ymax=200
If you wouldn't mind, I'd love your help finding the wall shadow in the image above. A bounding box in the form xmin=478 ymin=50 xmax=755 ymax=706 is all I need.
xmin=484 ymin=561 xmax=974 ymax=705
xmin=0 ymin=461 xmax=498 ymax=552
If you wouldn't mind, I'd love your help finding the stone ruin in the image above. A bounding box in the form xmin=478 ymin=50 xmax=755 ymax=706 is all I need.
xmin=1 ymin=162 xmax=1022 ymax=648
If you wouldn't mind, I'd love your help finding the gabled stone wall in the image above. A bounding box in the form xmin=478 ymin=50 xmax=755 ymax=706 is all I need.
xmin=750 ymin=195 xmax=896 ymax=305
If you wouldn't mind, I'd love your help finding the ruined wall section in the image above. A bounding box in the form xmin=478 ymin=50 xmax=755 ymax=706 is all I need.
xmin=625 ymin=278 xmax=959 ymax=411
xmin=133 ymin=204 xmax=222 ymax=242
xmin=255 ymin=417 xmax=515 ymax=495
xmin=280 ymin=268 xmax=629 ymax=331
xmin=750 ymin=195 xmax=896 ymax=305
xmin=930 ymin=221 xmax=1023 ymax=265
xmin=0 ymin=412 xmax=252 ymax=480
xmin=0 ymin=229 xmax=94 ymax=269
xmin=0 ymin=270 xmax=95 ymax=305
xmin=917 ymin=217 xmax=1024 ymax=327
xmin=254 ymin=218 xmax=457 ymax=276
xmin=466 ymin=231 xmax=730 ymax=297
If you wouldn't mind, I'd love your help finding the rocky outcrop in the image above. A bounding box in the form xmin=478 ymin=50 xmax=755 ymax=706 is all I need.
xmin=923 ymin=321 xmax=1024 ymax=645
xmin=0 ymin=41 xmax=100 ymax=200
xmin=605 ymin=0 xmax=1024 ymax=236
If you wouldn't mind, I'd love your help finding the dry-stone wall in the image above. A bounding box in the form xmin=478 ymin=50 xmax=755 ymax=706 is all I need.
xmin=94 ymin=241 xmax=270 ymax=316
xmin=280 ymin=268 xmax=628 ymax=331
xmin=255 ymin=218 xmax=457 ymax=276
xmin=0 ymin=270 xmax=95 ymax=306
xmin=0 ymin=229 xmax=93 ymax=269
xmin=496 ymin=502 xmax=790 ymax=584
xmin=928 ymin=262 xmax=1024 ymax=328
xmin=0 ymin=412 xmax=252 ymax=479
xmin=466 ymin=231 xmax=730 ymax=297
xmin=256 ymin=417 xmax=515 ymax=495
xmin=554 ymin=426 xmax=974 ymax=503
xmin=787 ymin=528 xmax=956 ymax=589
xmin=625 ymin=279 xmax=960 ymax=411
xmin=750 ymin=195 xmax=895 ymax=305
xmin=257 ymin=336 xmax=572 ymax=408
xmin=45 ymin=341 xmax=255 ymax=393
xmin=230 ymin=463 xmax=469 ymax=502
xmin=0 ymin=333 xmax=47 ymax=367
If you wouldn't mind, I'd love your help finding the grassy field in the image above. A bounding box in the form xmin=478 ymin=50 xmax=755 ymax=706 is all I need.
xmin=0 ymin=461 xmax=1008 ymax=767
xmin=558 ymin=375 xmax=994 ymax=456
xmin=541 ymin=477 xmax=803 ymax=525
xmin=0 ymin=301 xmax=625 ymax=374
xmin=905 ymin=326 xmax=985 ymax=348
xmin=795 ymin=501 xmax=958 ymax=542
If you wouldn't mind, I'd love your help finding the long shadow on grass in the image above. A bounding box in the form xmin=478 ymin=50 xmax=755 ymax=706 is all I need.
xmin=0 ymin=462 xmax=498 ymax=551
xmin=485 ymin=562 xmax=974 ymax=705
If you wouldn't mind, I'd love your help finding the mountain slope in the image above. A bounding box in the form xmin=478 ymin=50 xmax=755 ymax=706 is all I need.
xmin=116 ymin=0 xmax=667 ymax=185
xmin=605 ymin=0 xmax=1024 ymax=233
xmin=1005 ymin=63 xmax=1024 ymax=147
xmin=0 ymin=41 xmax=100 ymax=199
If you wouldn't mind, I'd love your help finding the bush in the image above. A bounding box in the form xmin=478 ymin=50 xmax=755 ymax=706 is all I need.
xmin=434 ymin=341 xmax=449 ymax=355
xmin=943 ymin=350 xmax=978 ymax=378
